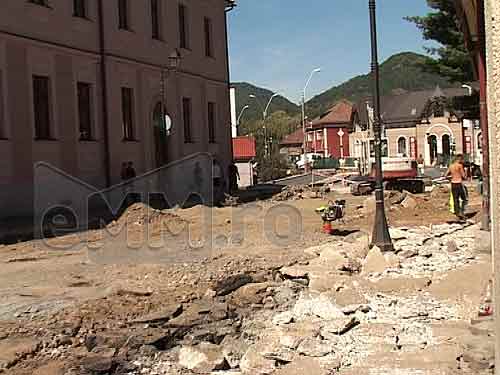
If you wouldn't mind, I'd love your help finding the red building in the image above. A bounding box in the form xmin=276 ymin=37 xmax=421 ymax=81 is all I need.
xmin=305 ymin=101 xmax=355 ymax=158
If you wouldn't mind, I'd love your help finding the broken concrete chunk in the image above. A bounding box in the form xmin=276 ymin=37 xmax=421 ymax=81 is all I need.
xmin=385 ymin=253 xmax=401 ymax=269
xmin=272 ymin=311 xmax=294 ymax=326
xmin=292 ymin=292 xmax=345 ymax=321
xmin=178 ymin=342 xmax=230 ymax=374
xmin=213 ymin=274 xmax=254 ymax=296
xmin=296 ymin=338 xmax=333 ymax=357
xmin=279 ymin=266 xmax=309 ymax=279
xmin=343 ymin=230 xmax=370 ymax=245
xmin=389 ymin=228 xmax=409 ymax=241
xmin=398 ymin=248 xmax=419 ymax=259
xmin=273 ymin=357 xmax=331 ymax=375
xmin=81 ymin=356 xmax=114 ymax=374
xmin=131 ymin=304 xmax=183 ymax=324
xmin=239 ymin=345 xmax=276 ymax=375
xmin=338 ymin=257 xmax=362 ymax=274
xmin=388 ymin=191 xmax=407 ymax=205
xmin=318 ymin=248 xmax=350 ymax=269
xmin=363 ymin=246 xmax=399 ymax=274
xmin=401 ymin=195 xmax=418 ymax=210
xmin=229 ymin=282 xmax=274 ymax=307
xmin=221 ymin=336 xmax=249 ymax=369
xmin=260 ymin=335 xmax=296 ymax=363
xmin=446 ymin=240 xmax=458 ymax=252
xmin=320 ymin=316 xmax=360 ymax=337
xmin=341 ymin=304 xmax=371 ymax=315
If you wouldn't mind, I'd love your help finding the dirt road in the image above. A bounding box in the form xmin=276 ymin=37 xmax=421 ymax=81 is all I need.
xmin=0 ymin=187 xmax=493 ymax=374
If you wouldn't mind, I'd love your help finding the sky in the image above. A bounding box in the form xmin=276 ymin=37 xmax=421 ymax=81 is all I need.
xmin=228 ymin=1 xmax=435 ymax=103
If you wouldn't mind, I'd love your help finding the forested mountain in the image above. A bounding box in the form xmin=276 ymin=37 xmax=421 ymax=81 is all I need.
xmin=231 ymin=82 xmax=300 ymax=126
xmin=305 ymin=52 xmax=454 ymax=118
xmin=233 ymin=52 xmax=454 ymax=126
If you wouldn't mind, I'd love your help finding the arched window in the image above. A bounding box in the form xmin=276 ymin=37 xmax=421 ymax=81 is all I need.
xmin=478 ymin=132 xmax=483 ymax=150
xmin=397 ymin=137 xmax=407 ymax=156
xmin=428 ymin=135 xmax=438 ymax=164
xmin=442 ymin=134 xmax=451 ymax=157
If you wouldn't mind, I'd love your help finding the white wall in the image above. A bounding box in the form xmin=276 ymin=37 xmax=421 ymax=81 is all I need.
xmin=236 ymin=161 xmax=253 ymax=187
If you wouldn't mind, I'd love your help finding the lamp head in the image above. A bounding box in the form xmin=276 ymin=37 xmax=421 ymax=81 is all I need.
xmin=168 ymin=49 xmax=182 ymax=70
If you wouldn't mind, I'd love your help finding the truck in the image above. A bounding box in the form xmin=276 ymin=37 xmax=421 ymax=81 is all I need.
xmin=350 ymin=157 xmax=425 ymax=195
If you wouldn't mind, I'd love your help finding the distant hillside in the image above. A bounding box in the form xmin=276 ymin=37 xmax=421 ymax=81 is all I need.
xmin=231 ymin=82 xmax=300 ymax=125
xmin=232 ymin=52 xmax=455 ymax=127
xmin=306 ymin=52 xmax=454 ymax=117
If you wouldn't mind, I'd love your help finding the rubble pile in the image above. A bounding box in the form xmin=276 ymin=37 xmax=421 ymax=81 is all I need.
xmin=0 ymin=211 xmax=492 ymax=374
xmin=367 ymin=223 xmax=479 ymax=279
xmin=272 ymin=185 xmax=328 ymax=202
xmin=102 ymin=223 xmax=481 ymax=375
xmin=109 ymin=203 xmax=187 ymax=229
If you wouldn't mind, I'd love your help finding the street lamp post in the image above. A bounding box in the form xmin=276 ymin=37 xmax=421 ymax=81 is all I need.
xmin=250 ymin=92 xmax=279 ymax=157
xmin=236 ymin=105 xmax=250 ymax=129
xmin=157 ymin=49 xmax=181 ymax=165
xmin=160 ymin=49 xmax=182 ymax=133
xmin=369 ymin=0 xmax=393 ymax=252
xmin=302 ymin=68 xmax=321 ymax=172
xmin=462 ymin=84 xmax=473 ymax=96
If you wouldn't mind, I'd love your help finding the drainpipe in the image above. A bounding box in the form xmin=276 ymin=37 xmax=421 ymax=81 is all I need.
xmin=477 ymin=0 xmax=490 ymax=231
xmin=97 ymin=0 xmax=112 ymax=187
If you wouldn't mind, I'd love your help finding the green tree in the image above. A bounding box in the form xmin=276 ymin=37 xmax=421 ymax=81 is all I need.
xmin=405 ymin=0 xmax=474 ymax=82
xmin=239 ymin=110 xmax=299 ymax=181
xmin=239 ymin=110 xmax=298 ymax=150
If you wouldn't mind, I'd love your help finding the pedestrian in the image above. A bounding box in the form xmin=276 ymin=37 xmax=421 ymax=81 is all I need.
xmin=417 ymin=154 xmax=425 ymax=177
xmin=120 ymin=161 xmax=131 ymax=207
xmin=126 ymin=161 xmax=136 ymax=180
xmin=125 ymin=161 xmax=137 ymax=204
xmin=252 ymin=161 xmax=258 ymax=186
xmin=228 ymin=162 xmax=240 ymax=193
xmin=120 ymin=162 xmax=128 ymax=182
xmin=212 ymin=158 xmax=224 ymax=206
xmin=446 ymin=154 xmax=467 ymax=220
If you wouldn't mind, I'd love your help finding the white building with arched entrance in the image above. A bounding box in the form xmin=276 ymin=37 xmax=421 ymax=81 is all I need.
xmin=350 ymin=86 xmax=480 ymax=168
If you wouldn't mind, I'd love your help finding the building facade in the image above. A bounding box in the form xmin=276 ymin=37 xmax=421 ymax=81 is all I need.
xmin=305 ymin=101 xmax=354 ymax=159
xmin=350 ymin=87 xmax=477 ymax=167
xmin=0 ymin=0 xmax=234 ymax=218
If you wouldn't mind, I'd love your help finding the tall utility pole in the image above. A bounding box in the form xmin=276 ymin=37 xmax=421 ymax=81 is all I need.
xmin=249 ymin=93 xmax=279 ymax=157
xmin=369 ymin=0 xmax=393 ymax=252
xmin=302 ymin=68 xmax=321 ymax=171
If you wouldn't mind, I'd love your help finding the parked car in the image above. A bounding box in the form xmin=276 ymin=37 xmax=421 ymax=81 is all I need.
xmin=296 ymin=153 xmax=324 ymax=169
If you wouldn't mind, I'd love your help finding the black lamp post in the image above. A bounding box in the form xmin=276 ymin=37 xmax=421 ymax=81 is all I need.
xmin=160 ymin=49 xmax=182 ymax=132
xmin=369 ymin=0 xmax=393 ymax=252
